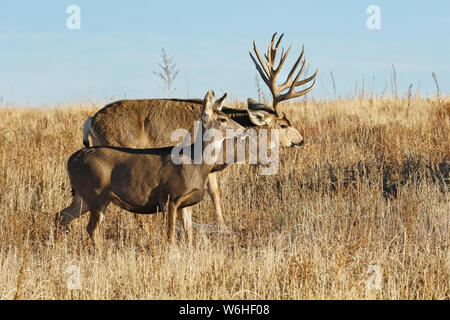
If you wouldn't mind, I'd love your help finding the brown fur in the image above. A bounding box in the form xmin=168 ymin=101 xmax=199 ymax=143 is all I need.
xmin=90 ymin=99 xmax=203 ymax=148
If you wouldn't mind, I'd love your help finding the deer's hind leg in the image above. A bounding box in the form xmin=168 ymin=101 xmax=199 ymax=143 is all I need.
xmin=55 ymin=191 xmax=89 ymax=239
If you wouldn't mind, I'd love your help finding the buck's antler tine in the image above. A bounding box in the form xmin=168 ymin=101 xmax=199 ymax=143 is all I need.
xmin=292 ymin=79 xmax=316 ymax=98
xmin=279 ymin=76 xmax=317 ymax=102
xmin=252 ymin=40 xmax=271 ymax=81
xmin=269 ymin=33 xmax=284 ymax=70
xmin=249 ymin=51 xmax=270 ymax=87
xmin=291 ymin=55 xmax=308 ymax=90
xmin=274 ymin=45 xmax=291 ymax=79
xmin=267 ymin=33 xmax=277 ymax=69
xmin=279 ymin=45 xmax=304 ymax=92
xmin=275 ymin=33 xmax=284 ymax=51
xmin=295 ymin=68 xmax=318 ymax=87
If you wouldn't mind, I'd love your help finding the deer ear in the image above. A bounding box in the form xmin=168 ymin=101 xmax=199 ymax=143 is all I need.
xmin=247 ymin=98 xmax=259 ymax=109
xmin=247 ymin=108 xmax=274 ymax=126
xmin=247 ymin=98 xmax=273 ymax=112
xmin=213 ymin=93 xmax=227 ymax=111
xmin=203 ymin=90 xmax=215 ymax=116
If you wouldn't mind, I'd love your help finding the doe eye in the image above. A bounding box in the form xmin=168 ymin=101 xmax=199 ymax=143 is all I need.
xmin=280 ymin=124 xmax=287 ymax=129
xmin=219 ymin=118 xmax=227 ymax=123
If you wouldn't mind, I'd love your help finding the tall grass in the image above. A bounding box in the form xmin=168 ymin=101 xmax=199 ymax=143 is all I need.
xmin=0 ymin=97 xmax=448 ymax=299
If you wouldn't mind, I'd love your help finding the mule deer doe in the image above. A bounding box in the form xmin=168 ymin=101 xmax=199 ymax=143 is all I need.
xmin=82 ymin=33 xmax=317 ymax=232
xmin=55 ymin=90 xmax=245 ymax=247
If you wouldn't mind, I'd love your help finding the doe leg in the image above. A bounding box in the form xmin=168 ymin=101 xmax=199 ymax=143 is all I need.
xmin=179 ymin=207 xmax=193 ymax=246
xmin=86 ymin=206 xmax=106 ymax=252
xmin=167 ymin=202 xmax=178 ymax=244
xmin=55 ymin=192 xmax=89 ymax=240
xmin=207 ymin=172 xmax=229 ymax=233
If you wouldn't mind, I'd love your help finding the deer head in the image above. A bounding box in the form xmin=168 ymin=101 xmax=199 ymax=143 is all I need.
xmin=248 ymin=33 xmax=318 ymax=147
xmin=201 ymin=90 xmax=246 ymax=141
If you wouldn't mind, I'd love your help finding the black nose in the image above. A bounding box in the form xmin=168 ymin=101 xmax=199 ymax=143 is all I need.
xmin=293 ymin=140 xmax=304 ymax=147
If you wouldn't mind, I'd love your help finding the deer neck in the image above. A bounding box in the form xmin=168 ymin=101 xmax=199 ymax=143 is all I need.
xmin=190 ymin=122 xmax=225 ymax=176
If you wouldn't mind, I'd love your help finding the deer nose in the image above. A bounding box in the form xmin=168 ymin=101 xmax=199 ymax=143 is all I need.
xmin=293 ymin=140 xmax=304 ymax=147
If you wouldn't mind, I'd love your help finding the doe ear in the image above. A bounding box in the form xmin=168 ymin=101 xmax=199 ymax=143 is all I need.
xmin=213 ymin=93 xmax=227 ymax=111
xmin=247 ymin=108 xmax=274 ymax=126
xmin=203 ymin=89 xmax=215 ymax=116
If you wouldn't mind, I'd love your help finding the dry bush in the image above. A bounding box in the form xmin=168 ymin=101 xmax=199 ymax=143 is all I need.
xmin=0 ymin=97 xmax=448 ymax=299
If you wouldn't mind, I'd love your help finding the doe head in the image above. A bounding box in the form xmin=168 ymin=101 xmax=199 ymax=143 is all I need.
xmin=202 ymin=90 xmax=246 ymax=141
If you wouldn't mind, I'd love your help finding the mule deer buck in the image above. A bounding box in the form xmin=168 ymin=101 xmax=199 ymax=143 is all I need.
xmin=56 ymin=90 xmax=245 ymax=247
xmin=82 ymin=33 xmax=317 ymax=232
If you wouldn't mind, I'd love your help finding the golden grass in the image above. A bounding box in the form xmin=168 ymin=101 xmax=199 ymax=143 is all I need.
xmin=0 ymin=97 xmax=448 ymax=299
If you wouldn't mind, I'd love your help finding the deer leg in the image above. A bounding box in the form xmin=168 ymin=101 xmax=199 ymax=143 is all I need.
xmin=86 ymin=205 xmax=106 ymax=251
xmin=207 ymin=172 xmax=229 ymax=233
xmin=179 ymin=207 xmax=193 ymax=246
xmin=167 ymin=202 xmax=178 ymax=244
xmin=55 ymin=192 xmax=89 ymax=239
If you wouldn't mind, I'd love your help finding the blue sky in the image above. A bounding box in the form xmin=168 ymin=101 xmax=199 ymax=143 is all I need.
xmin=0 ymin=0 xmax=449 ymax=104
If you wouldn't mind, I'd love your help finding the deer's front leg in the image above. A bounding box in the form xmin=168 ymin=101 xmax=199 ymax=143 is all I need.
xmin=180 ymin=207 xmax=193 ymax=246
xmin=207 ymin=172 xmax=229 ymax=233
xmin=167 ymin=202 xmax=178 ymax=244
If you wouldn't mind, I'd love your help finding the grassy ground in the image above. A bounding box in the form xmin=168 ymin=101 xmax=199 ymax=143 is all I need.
xmin=0 ymin=97 xmax=448 ymax=299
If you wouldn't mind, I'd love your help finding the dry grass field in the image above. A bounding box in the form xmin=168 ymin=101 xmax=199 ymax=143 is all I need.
xmin=0 ymin=96 xmax=448 ymax=299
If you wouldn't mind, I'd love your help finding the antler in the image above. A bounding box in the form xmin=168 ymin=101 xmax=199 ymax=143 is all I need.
xmin=249 ymin=32 xmax=318 ymax=117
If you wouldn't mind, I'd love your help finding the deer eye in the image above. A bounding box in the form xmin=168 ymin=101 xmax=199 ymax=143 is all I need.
xmin=219 ymin=118 xmax=228 ymax=123
xmin=280 ymin=124 xmax=287 ymax=129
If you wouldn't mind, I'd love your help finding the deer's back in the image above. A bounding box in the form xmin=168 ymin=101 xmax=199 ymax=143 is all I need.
xmin=91 ymin=99 xmax=203 ymax=148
